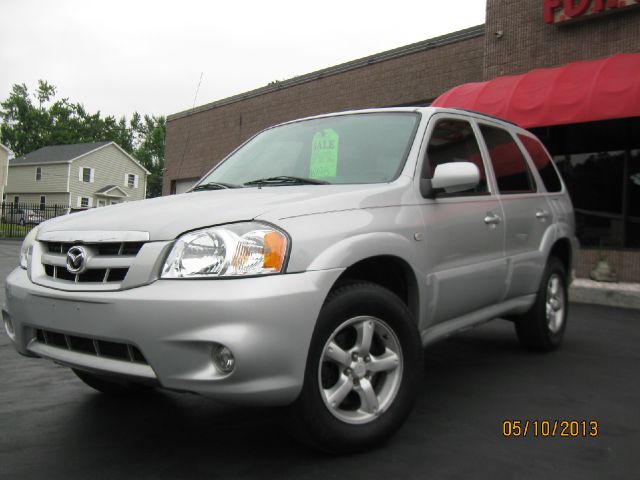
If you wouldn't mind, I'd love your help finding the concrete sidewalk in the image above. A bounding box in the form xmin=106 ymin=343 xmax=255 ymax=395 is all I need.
xmin=570 ymin=278 xmax=640 ymax=310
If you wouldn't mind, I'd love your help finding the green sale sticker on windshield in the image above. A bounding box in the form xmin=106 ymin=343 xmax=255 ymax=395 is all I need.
xmin=310 ymin=129 xmax=339 ymax=178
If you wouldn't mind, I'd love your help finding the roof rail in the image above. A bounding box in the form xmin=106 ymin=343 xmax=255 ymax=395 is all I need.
xmin=446 ymin=108 xmax=518 ymax=126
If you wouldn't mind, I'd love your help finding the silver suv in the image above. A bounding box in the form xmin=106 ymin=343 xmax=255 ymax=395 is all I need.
xmin=3 ymin=108 xmax=577 ymax=452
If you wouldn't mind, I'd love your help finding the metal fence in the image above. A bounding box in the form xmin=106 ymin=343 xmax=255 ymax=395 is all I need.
xmin=0 ymin=202 xmax=69 ymax=239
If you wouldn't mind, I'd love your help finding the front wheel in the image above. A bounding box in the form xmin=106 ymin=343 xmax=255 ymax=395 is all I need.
xmin=514 ymin=256 xmax=568 ymax=351
xmin=289 ymin=282 xmax=422 ymax=453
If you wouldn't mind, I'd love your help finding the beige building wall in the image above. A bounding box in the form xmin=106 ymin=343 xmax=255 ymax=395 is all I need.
xmin=8 ymin=192 xmax=69 ymax=205
xmin=6 ymin=163 xmax=69 ymax=194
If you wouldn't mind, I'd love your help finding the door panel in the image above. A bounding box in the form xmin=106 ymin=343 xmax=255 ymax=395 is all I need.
xmin=421 ymin=198 xmax=507 ymax=323
xmin=418 ymin=115 xmax=507 ymax=325
xmin=499 ymin=194 xmax=551 ymax=297
xmin=477 ymin=123 xmax=550 ymax=298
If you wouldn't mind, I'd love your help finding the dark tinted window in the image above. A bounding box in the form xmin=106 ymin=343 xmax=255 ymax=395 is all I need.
xmin=518 ymin=134 xmax=562 ymax=192
xmin=425 ymin=119 xmax=487 ymax=194
xmin=480 ymin=125 xmax=535 ymax=194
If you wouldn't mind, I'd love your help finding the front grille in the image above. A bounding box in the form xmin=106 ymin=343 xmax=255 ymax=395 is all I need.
xmin=35 ymin=328 xmax=148 ymax=364
xmin=45 ymin=242 xmax=144 ymax=256
xmin=40 ymin=241 xmax=144 ymax=284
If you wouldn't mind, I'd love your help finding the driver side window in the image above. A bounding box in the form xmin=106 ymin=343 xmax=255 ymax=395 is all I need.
xmin=424 ymin=119 xmax=488 ymax=194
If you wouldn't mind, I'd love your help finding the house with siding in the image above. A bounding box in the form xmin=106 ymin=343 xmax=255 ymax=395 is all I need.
xmin=0 ymin=144 xmax=12 ymax=201
xmin=5 ymin=141 xmax=149 ymax=208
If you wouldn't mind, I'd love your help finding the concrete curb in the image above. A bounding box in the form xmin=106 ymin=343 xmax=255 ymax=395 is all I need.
xmin=570 ymin=278 xmax=640 ymax=310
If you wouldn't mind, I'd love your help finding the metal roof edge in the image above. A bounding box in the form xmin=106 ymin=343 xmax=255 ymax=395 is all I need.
xmin=167 ymin=24 xmax=486 ymax=122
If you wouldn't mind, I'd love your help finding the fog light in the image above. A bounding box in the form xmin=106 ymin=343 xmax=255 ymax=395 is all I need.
xmin=212 ymin=345 xmax=235 ymax=374
xmin=2 ymin=311 xmax=15 ymax=341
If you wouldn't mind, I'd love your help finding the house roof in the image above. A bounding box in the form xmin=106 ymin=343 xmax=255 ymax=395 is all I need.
xmin=9 ymin=141 xmax=111 ymax=166
xmin=0 ymin=144 xmax=13 ymax=156
xmin=95 ymin=185 xmax=129 ymax=197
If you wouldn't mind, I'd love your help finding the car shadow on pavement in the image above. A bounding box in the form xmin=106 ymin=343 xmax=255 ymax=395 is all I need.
xmin=53 ymin=321 xmax=531 ymax=475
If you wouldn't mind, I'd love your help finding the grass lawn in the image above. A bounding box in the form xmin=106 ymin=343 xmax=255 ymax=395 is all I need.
xmin=0 ymin=223 xmax=35 ymax=239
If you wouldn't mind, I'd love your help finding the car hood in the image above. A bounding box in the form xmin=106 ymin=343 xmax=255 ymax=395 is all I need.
xmin=37 ymin=180 xmax=412 ymax=241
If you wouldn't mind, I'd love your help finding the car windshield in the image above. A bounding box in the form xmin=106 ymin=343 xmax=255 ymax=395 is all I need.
xmin=197 ymin=112 xmax=420 ymax=187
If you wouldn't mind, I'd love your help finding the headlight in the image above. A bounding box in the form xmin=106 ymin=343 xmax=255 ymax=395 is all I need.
xmin=19 ymin=226 xmax=39 ymax=270
xmin=161 ymin=222 xmax=289 ymax=278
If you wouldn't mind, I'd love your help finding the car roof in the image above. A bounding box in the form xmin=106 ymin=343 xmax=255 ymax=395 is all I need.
xmin=271 ymin=106 xmax=522 ymax=131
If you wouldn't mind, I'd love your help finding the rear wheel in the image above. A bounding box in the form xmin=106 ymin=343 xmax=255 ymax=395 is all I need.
xmin=289 ymin=282 xmax=422 ymax=453
xmin=515 ymin=257 xmax=568 ymax=351
xmin=73 ymin=369 xmax=155 ymax=396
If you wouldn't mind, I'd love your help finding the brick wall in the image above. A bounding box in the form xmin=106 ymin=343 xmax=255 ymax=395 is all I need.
xmin=163 ymin=31 xmax=485 ymax=193
xmin=484 ymin=0 xmax=640 ymax=79
xmin=575 ymin=248 xmax=640 ymax=283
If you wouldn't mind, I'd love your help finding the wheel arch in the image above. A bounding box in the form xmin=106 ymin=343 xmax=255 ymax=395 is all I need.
xmin=329 ymin=255 xmax=420 ymax=324
xmin=548 ymin=237 xmax=573 ymax=276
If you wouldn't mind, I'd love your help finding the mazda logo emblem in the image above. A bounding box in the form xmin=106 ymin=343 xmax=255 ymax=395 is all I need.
xmin=66 ymin=246 xmax=88 ymax=274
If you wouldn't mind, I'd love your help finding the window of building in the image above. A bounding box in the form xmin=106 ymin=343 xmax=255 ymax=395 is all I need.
xmin=40 ymin=195 xmax=46 ymax=210
xmin=78 ymin=196 xmax=91 ymax=208
xmin=480 ymin=125 xmax=535 ymax=194
xmin=35 ymin=167 xmax=42 ymax=181
xmin=534 ymin=117 xmax=640 ymax=248
xmin=14 ymin=196 xmax=19 ymax=205
xmin=126 ymin=173 xmax=138 ymax=188
xmin=97 ymin=199 xmax=106 ymax=207
xmin=629 ymin=148 xmax=640 ymax=248
xmin=424 ymin=119 xmax=488 ymax=194
xmin=80 ymin=167 xmax=94 ymax=183
xmin=518 ymin=134 xmax=562 ymax=192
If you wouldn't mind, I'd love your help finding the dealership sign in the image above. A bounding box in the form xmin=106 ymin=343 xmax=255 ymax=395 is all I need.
xmin=544 ymin=0 xmax=640 ymax=24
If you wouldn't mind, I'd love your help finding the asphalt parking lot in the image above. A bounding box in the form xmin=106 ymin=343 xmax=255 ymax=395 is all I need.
xmin=0 ymin=240 xmax=638 ymax=480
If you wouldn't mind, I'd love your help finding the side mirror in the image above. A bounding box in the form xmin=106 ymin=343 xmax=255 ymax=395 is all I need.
xmin=420 ymin=162 xmax=480 ymax=198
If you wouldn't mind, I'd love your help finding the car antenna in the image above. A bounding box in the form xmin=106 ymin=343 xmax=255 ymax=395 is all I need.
xmin=175 ymin=72 xmax=204 ymax=183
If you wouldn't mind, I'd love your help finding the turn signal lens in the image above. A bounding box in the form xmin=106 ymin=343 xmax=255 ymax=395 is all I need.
xmin=263 ymin=231 xmax=286 ymax=271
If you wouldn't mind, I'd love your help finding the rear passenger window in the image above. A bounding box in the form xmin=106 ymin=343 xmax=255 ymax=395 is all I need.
xmin=480 ymin=125 xmax=535 ymax=194
xmin=518 ymin=134 xmax=562 ymax=192
xmin=425 ymin=119 xmax=488 ymax=194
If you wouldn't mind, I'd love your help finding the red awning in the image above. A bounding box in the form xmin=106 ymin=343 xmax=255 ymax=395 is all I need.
xmin=432 ymin=53 xmax=640 ymax=128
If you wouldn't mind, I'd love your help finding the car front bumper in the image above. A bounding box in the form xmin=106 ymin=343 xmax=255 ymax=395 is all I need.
xmin=3 ymin=267 xmax=343 ymax=405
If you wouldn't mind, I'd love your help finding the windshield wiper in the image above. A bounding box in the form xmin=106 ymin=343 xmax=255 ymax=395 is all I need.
xmin=244 ymin=176 xmax=330 ymax=186
xmin=192 ymin=181 xmax=242 ymax=191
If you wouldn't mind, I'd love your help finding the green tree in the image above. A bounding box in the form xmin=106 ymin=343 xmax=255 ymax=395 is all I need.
xmin=0 ymin=80 xmax=165 ymax=197
xmin=131 ymin=114 xmax=166 ymax=198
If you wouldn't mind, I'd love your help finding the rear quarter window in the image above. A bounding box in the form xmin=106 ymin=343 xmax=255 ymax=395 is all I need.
xmin=518 ymin=134 xmax=563 ymax=193
xmin=480 ymin=125 xmax=536 ymax=194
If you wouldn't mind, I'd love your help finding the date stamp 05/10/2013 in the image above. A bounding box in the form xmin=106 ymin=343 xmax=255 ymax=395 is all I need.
xmin=502 ymin=420 xmax=599 ymax=438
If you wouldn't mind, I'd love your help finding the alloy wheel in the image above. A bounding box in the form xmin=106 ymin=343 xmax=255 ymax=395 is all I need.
xmin=318 ymin=315 xmax=403 ymax=424
xmin=546 ymin=274 xmax=565 ymax=333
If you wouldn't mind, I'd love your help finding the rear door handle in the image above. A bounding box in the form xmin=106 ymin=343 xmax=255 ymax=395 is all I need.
xmin=484 ymin=212 xmax=501 ymax=225
xmin=536 ymin=210 xmax=551 ymax=220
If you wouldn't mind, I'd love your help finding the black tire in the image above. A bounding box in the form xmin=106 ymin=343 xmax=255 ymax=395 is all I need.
xmin=515 ymin=256 xmax=568 ymax=351
xmin=288 ymin=282 xmax=423 ymax=453
xmin=19 ymin=218 xmax=25 ymax=226
xmin=73 ymin=369 xmax=155 ymax=396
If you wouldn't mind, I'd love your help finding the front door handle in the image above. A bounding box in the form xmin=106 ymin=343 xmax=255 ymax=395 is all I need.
xmin=484 ymin=212 xmax=502 ymax=225
xmin=536 ymin=210 xmax=551 ymax=220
